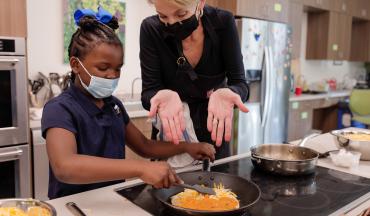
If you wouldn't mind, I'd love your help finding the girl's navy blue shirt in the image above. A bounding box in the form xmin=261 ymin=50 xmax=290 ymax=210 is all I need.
xmin=41 ymin=84 xmax=129 ymax=199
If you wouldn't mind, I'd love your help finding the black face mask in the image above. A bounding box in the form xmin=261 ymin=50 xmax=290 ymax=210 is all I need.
xmin=162 ymin=9 xmax=200 ymax=40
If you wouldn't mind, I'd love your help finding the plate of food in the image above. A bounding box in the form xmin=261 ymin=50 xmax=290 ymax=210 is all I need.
xmin=0 ymin=199 xmax=56 ymax=216
xmin=331 ymin=129 xmax=370 ymax=160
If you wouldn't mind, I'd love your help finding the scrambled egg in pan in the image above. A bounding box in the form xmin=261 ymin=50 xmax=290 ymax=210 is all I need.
xmin=171 ymin=183 xmax=239 ymax=211
xmin=0 ymin=207 xmax=51 ymax=216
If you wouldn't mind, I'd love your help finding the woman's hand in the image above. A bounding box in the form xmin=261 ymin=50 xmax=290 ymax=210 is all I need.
xmin=185 ymin=143 xmax=216 ymax=162
xmin=207 ymin=88 xmax=249 ymax=146
xmin=139 ymin=161 xmax=181 ymax=188
xmin=148 ymin=90 xmax=185 ymax=145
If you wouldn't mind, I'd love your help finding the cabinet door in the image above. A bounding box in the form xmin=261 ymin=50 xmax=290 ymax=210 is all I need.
xmin=236 ymin=0 xmax=270 ymax=20
xmin=289 ymin=1 xmax=303 ymax=59
xmin=207 ymin=0 xmax=288 ymax=23
xmin=331 ymin=0 xmax=352 ymax=14
xmin=336 ymin=13 xmax=352 ymax=60
xmin=350 ymin=20 xmax=370 ymax=61
xmin=268 ymin=0 xmax=289 ymax=23
xmin=327 ymin=12 xmax=352 ymax=60
xmin=0 ymin=0 xmax=27 ymax=37
xmin=306 ymin=12 xmax=330 ymax=59
xmin=206 ymin=0 xmax=238 ymax=13
xmin=351 ymin=0 xmax=370 ymax=20
xmin=306 ymin=11 xmax=352 ymax=60
xmin=287 ymin=101 xmax=313 ymax=141
xmin=303 ymin=0 xmax=331 ymax=10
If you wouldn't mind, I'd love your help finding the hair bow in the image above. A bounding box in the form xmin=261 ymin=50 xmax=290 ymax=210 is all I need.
xmin=74 ymin=6 xmax=113 ymax=25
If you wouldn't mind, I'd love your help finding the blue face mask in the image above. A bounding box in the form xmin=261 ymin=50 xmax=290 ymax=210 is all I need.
xmin=76 ymin=58 xmax=119 ymax=99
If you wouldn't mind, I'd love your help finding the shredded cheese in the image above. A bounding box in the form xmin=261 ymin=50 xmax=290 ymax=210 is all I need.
xmin=171 ymin=183 xmax=239 ymax=211
xmin=0 ymin=207 xmax=51 ymax=216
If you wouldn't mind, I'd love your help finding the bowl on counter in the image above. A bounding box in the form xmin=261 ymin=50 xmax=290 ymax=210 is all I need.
xmin=329 ymin=149 xmax=361 ymax=168
xmin=0 ymin=198 xmax=56 ymax=216
xmin=331 ymin=129 xmax=370 ymax=160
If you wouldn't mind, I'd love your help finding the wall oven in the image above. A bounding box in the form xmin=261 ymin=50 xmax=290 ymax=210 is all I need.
xmin=0 ymin=145 xmax=31 ymax=198
xmin=0 ymin=36 xmax=31 ymax=198
xmin=0 ymin=37 xmax=28 ymax=146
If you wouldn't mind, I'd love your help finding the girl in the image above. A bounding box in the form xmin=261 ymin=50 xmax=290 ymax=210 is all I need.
xmin=42 ymin=7 xmax=215 ymax=199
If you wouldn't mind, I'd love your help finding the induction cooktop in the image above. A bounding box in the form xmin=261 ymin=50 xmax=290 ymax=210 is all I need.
xmin=116 ymin=157 xmax=370 ymax=216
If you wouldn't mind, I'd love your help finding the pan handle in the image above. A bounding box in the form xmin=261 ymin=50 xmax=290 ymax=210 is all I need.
xmin=202 ymin=158 xmax=210 ymax=172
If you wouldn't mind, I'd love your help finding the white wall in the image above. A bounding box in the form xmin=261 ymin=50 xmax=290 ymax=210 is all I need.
xmin=293 ymin=13 xmax=366 ymax=86
xmin=26 ymin=0 xmax=156 ymax=94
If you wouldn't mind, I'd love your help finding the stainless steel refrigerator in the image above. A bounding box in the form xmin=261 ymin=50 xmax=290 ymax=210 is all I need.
xmin=234 ymin=18 xmax=292 ymax=154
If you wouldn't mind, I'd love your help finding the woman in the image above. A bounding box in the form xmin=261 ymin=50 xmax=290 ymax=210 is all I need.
xmin=42 ymin=7 xmax=215 ymax=199
xmin=140 ymin=0 xmax=249 ymax=159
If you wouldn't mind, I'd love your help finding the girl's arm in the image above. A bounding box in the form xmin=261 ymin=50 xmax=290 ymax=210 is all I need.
xmin=46 ymin=127 xmax=179 ymax=188
xmin=124 ymin=122 xmax=216 ymax=161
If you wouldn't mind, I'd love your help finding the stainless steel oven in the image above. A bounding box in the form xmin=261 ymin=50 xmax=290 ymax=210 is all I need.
xmin=0 ymin=37 xmax=28 ymax=147
xmin=0 ymin=36 xmax=31 ymax=198
xmin=0 ymin=145 xmax=31 ymax=198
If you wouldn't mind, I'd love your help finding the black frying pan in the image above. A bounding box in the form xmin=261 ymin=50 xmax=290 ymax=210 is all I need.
xmin=152 ymin=171 xmax=260 ymax=216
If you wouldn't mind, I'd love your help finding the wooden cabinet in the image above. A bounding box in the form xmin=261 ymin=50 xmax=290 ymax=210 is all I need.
xmin=0 ymin=0 xmax=27 ymax=37
xmin=350 ymin=20 xmax=370 ymax=61
xmin=207 ymin=0 xmax=289 ymax=23
xmin=303 ymin=0 xmax=331 ymax=10
xmin=125 ymin=117 xmax=152 ymax=161
xmin=287 ymin=100 xmax=314 ymax=141
xmin=289 ymin=1 xmax=304 ymax=59
xmin=350 ymin=0 xmax=370 ymax=20
xmin=306 ymin=11 xmax=352 ymax=60
xmin=331 ymin=0 xmax=352 ymax=14
xmin=288 ymin=97 xmax=344 ymax=141
xmin=130 ymin=117 xmax=152 ymax=139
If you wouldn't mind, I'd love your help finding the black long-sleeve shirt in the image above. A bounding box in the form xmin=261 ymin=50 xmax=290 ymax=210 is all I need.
xmin=139 ymin=5 xmax=249 ymax=158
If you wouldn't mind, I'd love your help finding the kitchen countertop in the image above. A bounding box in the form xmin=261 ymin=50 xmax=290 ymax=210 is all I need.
xmin=289 ymin=90 xmax=351 ymax=102
xmin=29 ymin=94 xmax=148 ymax=130
xmin=47 ymin=128 xmax=370 ymax=216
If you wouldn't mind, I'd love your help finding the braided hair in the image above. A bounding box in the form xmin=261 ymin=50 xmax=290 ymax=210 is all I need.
xmin=66 ymin=15 xmax=123 ymax=84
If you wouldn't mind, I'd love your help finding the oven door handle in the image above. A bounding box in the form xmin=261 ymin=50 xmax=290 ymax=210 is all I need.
xmin=0 ymin=58 xmax=20 ymax=63
xmin=0 ymin=149 xmax=23 ymax=162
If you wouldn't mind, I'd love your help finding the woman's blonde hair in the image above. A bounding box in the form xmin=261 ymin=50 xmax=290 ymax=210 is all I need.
xmin=147 ymin=0 xmax=197 ymax=7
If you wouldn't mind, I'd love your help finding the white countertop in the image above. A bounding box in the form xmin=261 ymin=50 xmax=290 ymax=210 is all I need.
xmin=46 ymin=128 xmax=370 ymax=216
xmin=289 ymin=90 xmax=351 ymax=102
xmin=29 ymin=98 xmax=148 ymax=130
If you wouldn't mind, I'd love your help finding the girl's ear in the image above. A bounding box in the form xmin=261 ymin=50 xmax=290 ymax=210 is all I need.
xmin=70 ymin=57 xmax=80 ymax=76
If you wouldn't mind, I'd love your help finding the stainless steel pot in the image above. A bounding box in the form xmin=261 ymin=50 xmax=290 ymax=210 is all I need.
xmin=250 ymin=133 xmax=322 ymax=176
xmin=251 ymin=144 xmax=319 ymax=175
xmin=0 ymin=198 xmax=56 ymax=215
xmin=331 ymin=129 xmax=370 ymax=160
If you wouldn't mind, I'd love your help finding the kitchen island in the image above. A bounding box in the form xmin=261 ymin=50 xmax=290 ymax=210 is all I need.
xmin=47 ymin=130 xmax=370 ymax=216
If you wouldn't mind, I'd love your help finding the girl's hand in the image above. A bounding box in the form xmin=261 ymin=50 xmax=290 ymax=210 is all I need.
xmin=207 ymin=88 xmax=249 ymax=146
xmin=148 ymin=90 xmax=185 ymax=145
xmin=139 ymin=161 xmax=181 ymax=188
xmin=185 ymin=143 xmax=216 ymax=162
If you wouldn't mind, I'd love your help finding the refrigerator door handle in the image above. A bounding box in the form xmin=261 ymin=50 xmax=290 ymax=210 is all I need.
xmin=261 ymin=47 xmax=271 ymax=127
xmin=266 ymin=47 xmax=275 ymax=126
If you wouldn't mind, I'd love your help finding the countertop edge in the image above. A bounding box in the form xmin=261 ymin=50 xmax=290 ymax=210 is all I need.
xmin=289 ymin=90 xmax=351 ymax=102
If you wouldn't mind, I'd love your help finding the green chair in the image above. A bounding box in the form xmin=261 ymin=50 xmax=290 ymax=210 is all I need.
xmin=349 ymin=89 xmax=370 ymax=126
